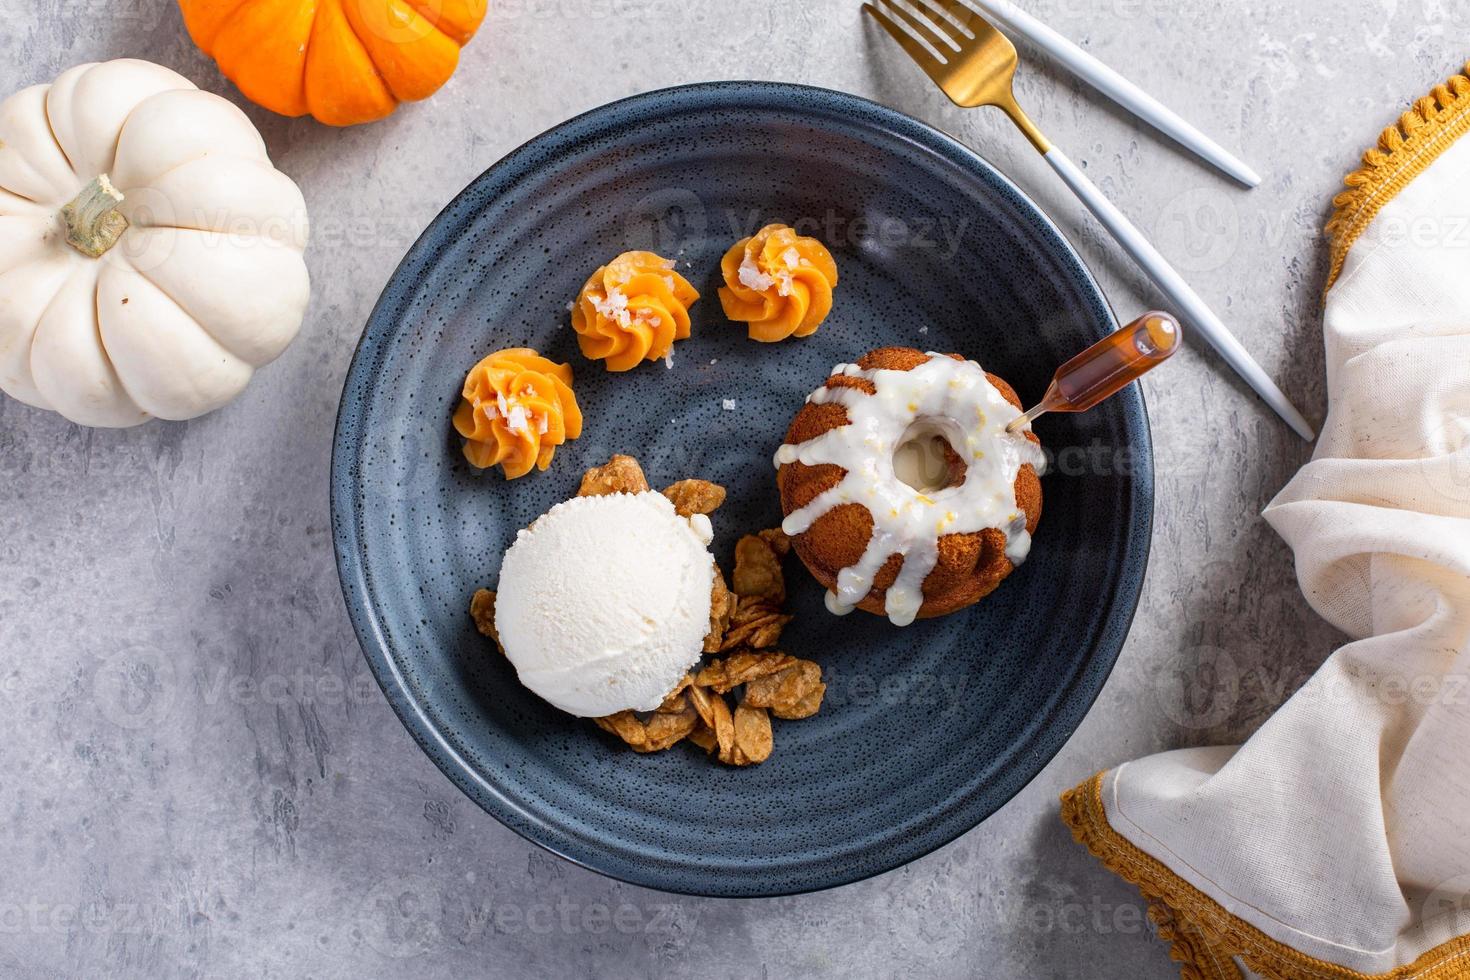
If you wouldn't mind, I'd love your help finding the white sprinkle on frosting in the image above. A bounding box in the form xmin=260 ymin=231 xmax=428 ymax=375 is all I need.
xmin=591 ymin=287 xmax=632 ymax=328
xmin=738 ymin=255 xmax=776 ymax=292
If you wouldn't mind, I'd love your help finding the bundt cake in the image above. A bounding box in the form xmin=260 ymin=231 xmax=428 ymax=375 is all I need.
xmin=775 ymin=347 xmax=1045 ymax=625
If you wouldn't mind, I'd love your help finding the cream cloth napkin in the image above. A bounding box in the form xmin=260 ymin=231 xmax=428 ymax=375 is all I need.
xmin=1062 ymin=64 xmax=1470 ymax=979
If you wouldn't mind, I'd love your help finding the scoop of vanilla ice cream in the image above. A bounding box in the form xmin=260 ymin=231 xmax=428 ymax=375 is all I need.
xmin=494 ymin=491 xmax=715 ymax=717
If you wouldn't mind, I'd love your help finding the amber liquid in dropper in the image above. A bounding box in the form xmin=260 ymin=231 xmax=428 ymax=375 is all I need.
xmin=1009 ymin=312 xmax=1181 ymax=431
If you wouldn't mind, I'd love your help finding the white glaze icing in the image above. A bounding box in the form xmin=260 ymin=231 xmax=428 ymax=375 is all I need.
xmin=775 ymin=353 xmax=1046 ymax=626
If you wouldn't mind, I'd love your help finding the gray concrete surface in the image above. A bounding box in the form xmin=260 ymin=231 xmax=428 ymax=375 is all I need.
xmin=0 ymin=1 xmax=1458 ymax=977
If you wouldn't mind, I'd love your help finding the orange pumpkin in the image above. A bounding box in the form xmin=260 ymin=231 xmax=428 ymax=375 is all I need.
xmin=178 ymin=0 xmax=487 ymax=126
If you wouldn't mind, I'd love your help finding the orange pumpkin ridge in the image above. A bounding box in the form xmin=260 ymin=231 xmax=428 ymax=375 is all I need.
xmin=178 ymin=0 xmax=488 ymax=126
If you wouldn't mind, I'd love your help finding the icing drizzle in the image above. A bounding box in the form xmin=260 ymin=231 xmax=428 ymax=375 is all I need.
xmin=775 ymin=354 xmax=1046 ymax=626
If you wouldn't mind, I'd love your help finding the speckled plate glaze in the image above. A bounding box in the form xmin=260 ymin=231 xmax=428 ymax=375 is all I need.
xmin=331 ymin=82 xmax=1152 ymax=897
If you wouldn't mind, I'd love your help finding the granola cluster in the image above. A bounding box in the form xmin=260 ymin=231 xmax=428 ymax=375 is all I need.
xmin=470 ymin=453 xmax=825 ymax=767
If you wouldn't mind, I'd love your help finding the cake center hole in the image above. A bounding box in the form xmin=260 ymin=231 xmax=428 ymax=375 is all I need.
xmin=893 ymin=421 xmax=967 ymax=494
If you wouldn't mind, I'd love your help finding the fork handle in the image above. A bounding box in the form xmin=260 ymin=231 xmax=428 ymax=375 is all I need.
xmin=1041 ymin=146 xmax=1314 ymax=440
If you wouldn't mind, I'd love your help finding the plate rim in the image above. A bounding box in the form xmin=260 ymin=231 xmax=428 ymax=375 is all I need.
xmin=330 ymin=80 xmax=1154 ymax=898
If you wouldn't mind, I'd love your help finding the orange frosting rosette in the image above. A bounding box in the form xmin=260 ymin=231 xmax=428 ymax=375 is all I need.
xmin=718 ymin=224 xmax=839 ymax=342
xmin=571 ymin=251 xmax=700 ymax=371
xmin=453 ymin=348 xmax=583 ymax=479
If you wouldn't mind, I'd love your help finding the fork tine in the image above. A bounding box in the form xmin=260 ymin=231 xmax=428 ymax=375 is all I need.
xmin=863 ymin=3 xmax=947 ymax=68
xmin=909 ymin=0 xmax=980 ymax=38
xmin=870 ymin=0 xmax=960 ymax=53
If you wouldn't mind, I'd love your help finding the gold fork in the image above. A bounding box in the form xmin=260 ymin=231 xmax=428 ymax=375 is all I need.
xmin=862 ymin=0 xmax=1314 ymax=441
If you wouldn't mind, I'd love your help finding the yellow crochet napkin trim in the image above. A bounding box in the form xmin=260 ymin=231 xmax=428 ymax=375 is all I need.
xmin=1324 ymin=60 xmax=1470 ymax=292
xmin=1061 ymin=773 xmax=1470 ymax=979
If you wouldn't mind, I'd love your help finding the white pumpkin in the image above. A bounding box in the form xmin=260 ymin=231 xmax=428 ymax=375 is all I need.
xmin=0 ymin=59 xmax=310 ymax=427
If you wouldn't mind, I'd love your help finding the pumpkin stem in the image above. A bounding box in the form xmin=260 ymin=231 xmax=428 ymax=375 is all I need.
xmin=61 ymin=175 xmax=129 ymax=258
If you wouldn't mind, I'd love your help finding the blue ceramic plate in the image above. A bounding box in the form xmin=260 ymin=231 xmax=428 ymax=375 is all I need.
xmin=332 ymin=82 xmax=1151 ymax=897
